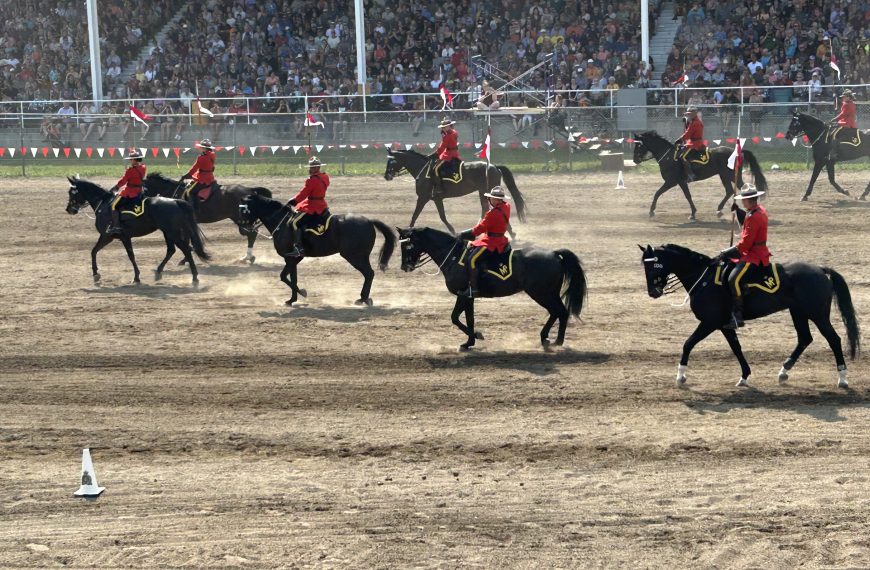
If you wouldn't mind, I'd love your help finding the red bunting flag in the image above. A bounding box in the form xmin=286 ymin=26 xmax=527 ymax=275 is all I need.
xmin=129 ymin=105 xmax=152 ymax=125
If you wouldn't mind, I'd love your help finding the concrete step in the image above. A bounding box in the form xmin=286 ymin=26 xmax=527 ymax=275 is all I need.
xmin=119 ymin=2 xmax=190 ymax=83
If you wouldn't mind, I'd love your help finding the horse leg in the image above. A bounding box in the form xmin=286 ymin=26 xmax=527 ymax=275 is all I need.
xmin=860 ymin=177 xmax=870 ymax=200
xmin=434 ymin=198 xmax=456 ymax=235
xmin=825 ymin=162 xmax=851 ymax=197
xmin=778 ymin=311 xmax=813 ymax=384
xmin=678 ymin=181 xmax=698 ymax=221
xmin=675 ymin=321 xmax=717 ymax=386
xmin=177 ymin=242 xmax=199 ymax=285
xmin=649 ymin=182 xmax=675 ymax=218
xmin=812 ymin=317 xmax=848 ymax=388
xmin=154 ymin=232 xmax=176 ymax=281
xmin=238 ymin=228 xmax=257 ymax=264
xmin=450 ymin=296 xmax=482 ymax=350
xmin=716 ymin=172 xmax=735 ymax=217
xmin=280 ymin=256 xmax=305 ymax=305
xmin=802 ymin=162 xmax=824 ymax=201
xmin=343 ymin=253 xmax=375 ymax=306
xmin=90 ymin=233 xmax=112 ymax=283
xmin=721 ymin=328 xmax=752 ymax=387
xmin=119 ymin=236 xmax=141 ymax=284
xmin=409 ymin=195 xmax=428 ymax=227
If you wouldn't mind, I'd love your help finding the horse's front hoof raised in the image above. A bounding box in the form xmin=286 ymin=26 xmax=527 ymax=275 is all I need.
xmin=297 ymin=288 xmax=308 ymax=298
xmin=778 ymin=367 xmax=789 ymax=383
xmin=474 ymin=332 xmax=484 ymax=340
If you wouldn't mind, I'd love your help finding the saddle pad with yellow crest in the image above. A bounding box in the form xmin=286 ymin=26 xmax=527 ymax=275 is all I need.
xmin=715 ymin=262 xmax=782 ymax=294
xmin=427 ymin=161 xmax=465 ymax=183
xmin=828 ymin=127 xmax=863 ymax=147
xmin=458 ymin=247 xmax=516 ymax=281
xmin=673 ymin=147 xmax=711 ymax=164
xmin=292 ymin=212 xmax=333 ymax=236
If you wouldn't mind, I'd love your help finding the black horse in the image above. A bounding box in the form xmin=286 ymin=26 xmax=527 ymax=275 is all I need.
xmin=398 ymin=226 xmax=587 ymax=350
xmin=66 ymin=177 xmax=211 ymax=284
xmin=144 ymin=172 xmax=273 ymax=263
xmin=633 ymin=131 xmax=768 ymax=220
xmin=640 ymin=243 xmax=859 ymax=388
xmin=238 ymin=193 xmax=396 ymax=306
xmin=384 ymin=149 xmax=527 ymax=235
xmin=785 ymin=111 xmax=870 ymax=200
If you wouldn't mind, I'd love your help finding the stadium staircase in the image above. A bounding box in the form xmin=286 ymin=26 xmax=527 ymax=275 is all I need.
xmin=118 ymin=1 xmax=192 ymax=87
xmin=649 ymin=1 xmax=680 ymax=86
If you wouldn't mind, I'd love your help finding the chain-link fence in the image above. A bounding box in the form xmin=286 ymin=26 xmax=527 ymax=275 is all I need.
xmin=0 ymin=85 xmax=864 ymax=175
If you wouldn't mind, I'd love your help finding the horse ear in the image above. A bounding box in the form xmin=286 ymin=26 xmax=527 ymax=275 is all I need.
xmin=637 ymin=244 xmax=645 ymax=252
xmin=387 ymin=148 xmax=393 ymax=155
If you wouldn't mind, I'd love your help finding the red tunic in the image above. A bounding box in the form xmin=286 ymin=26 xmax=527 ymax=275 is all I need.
xmin=293 ymin=172 xmax=329 ymax=214
xmin=471 ymin=201 xmax=511 ymax=252
xmin=185 ymin=150 xmax=216 ymax=184
xmin=734 ymin=205 xmax=770 ymax=266
xmin=116 ymin=163 xmax=146 ymax=198
xmin=435 ymin=127 xmax=461 ymax=161
xmin=834 ymin=100 xmax=857 ymax=128
xmin=679 ymin=117 xmax=705 ymax=150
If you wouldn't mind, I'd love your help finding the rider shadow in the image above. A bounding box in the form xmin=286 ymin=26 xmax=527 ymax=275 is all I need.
xmin=683 ymin=386 xmax=865 ymax=422
xmin=825 ymin=200 xmax=870 ymax=209
xmin=426 ymin=348 xmax=610 ymax=377
xmin=83 ymin=283 xmax=208 ymax=298
xmin=258 ymin=305 xmax=411 ymax=323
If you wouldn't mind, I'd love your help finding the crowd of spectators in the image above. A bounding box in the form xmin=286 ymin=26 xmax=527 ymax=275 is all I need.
xmin=661 ymin=0 xmax=870 ymax=108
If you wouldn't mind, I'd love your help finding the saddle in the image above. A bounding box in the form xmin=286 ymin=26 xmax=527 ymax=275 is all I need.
xmin=459 ymin=246 xmax=516 ymax=281
xmin=674 ymin=146 xmax=710 ymax=164
xmin=119 ymin=195 xmax=146 ymax=217
xmin=183 ymin=181 xmax=219 ymax=201
xmin=293 ymin=210 xmax=333 ymax=236
xmin=429 ymin=159 xmax=464 ymax=183
xmin=715 ymin=262 xmax=782 ymax=294
xmin=829 ymin=127 xmax=863 ymax=147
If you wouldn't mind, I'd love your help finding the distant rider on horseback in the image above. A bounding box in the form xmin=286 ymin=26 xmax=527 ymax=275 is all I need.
xmin=715 ymin=183 xmax=770 ymax=329
xmin=676 ymin=106 xmax=705 ymax=182
xmin=287 ymin=156 xmax=330 ymax=257
xmin=457 ymin=186 xmax=511 ymax=298
xmin=429 ymin=118 xmax=461 ymax=199
xmin=828 ymin=89 xmax=857 ymax=162
xmin=107 ymin=149 xmax=146 ymax=235
xmin=182 ymin=139 xmax=216 ymax=204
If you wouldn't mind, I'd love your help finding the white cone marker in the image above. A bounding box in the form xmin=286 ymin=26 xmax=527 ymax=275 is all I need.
xmin=73 ymin=448 xmax=105 ymax=498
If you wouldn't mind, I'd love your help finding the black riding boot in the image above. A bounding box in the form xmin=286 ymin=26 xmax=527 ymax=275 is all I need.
xmin=724 ymin=295 xmax=745 ymax=329
xmin=459 ymin=258 xmax=479 ymax=298
xmin=682 ymin=158 xmax=695 ymax=182
xmin=828 ymin=143 xmax=839 ymax=163
xmin=287 ymin=225 xmax=305 ymax=257
xmin=107 ymin=208 xmax=123 ymax=235
xmin=431 ymin=176 xmax=443 ymax=199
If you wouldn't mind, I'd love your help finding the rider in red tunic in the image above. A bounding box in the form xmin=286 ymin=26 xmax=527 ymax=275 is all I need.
xmin=676 ymin=106 xmax=705 ymax=182
xmin=182 ymin=139 xmax=216 ymax=203
xmin=457 ymin=186 xmax=511 ymax=298
xmin=430 ymin=118 xmax=461 ymax=198
xmin=287 ymin=156 xmax=330 ymax=257
xmin=715 ymin=184 xmax=770 ymax=329
xmin=829 ymin=89 xmax=858 ymax=161
xmin=107 ymin=149 xmax=146 ymax=235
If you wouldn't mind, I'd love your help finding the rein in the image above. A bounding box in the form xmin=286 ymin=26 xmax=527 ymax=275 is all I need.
xmin=243 ymin=203 xmax=293 ymax=240
xmin=669 ymin=266 xmax=711 ymax=308
xmin=636 ymin=141 xmax=672 ymax=164
xmin=403 ymin=238 xmax=461 ymax=276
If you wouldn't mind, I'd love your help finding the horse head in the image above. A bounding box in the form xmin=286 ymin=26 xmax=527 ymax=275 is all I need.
xmin=66 ymin=176 xmax=86 ymax=215
xmin=785 ymin=111 xmax=804 ymax=140
xmin=397 ymin=226 xmax=424 ymax=272
xmin=639 ymin=244 xmax=671 ymax=299
xmin=384 ymin=148 xmax=402 ymax=181
xmin=237 ymin=194 xmax=258 ymax=230
xmin=632 ymin=133 xmax=650 ymax=164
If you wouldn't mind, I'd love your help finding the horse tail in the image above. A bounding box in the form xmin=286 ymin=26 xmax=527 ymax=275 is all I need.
xmin=371 ymin=219 xmax=397 ymax=272
xmin=496 ymin=166 xmax=527 ymax=222
xmin=824 ymin=267 xmax=860 ymax=360
xmin=252 ymin=187 xmax=272 ymax=198
xmin=741 ymin=150 xmax=768 ymax=195
xmin=178 ymin=201 xmax=211 ymax=262
xmin=555 ymin=249 xmax=587 ymax=318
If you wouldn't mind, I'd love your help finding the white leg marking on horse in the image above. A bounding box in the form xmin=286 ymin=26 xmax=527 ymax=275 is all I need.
xmin=838 ymin=368 xmax=848 ymax=389
xmin=735 ymin=377 xmax=749 ymax=387
xmin=676 ymin=364 xmax=688 ymax=386
xmin=778 ymin=366 xmax=789 ymax=383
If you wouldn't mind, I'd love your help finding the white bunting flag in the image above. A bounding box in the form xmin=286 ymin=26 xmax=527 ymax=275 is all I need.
xmin=97 ymin=148 xmax=104 ymax=157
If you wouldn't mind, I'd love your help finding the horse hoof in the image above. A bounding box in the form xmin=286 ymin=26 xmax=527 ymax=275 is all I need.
xmin=735 ymin=377 xmax=749 ymax=387
xmin=297 ymin=288 xmax=308 ymax=298
xmin=860 ymin=195 xmax=867 ymax=201
xmin=648 ymin=211 xmax=655 ymax=219
xmin=459 ymin=344 xmax=473 ymax=352
xmin=778 ymin=372 xmax=789 ymax=383
xmin=154 ymin=271 xmax=162 ymax=282
xmin=801 ymin=196 xmax=809 ymax=202
xmin=475 ymin=332 xmax=484 ymax=340
xmin=93 ymin=273 xmax=101 ymax=283
xmin=248 ymin=255 xmax=256 ymax=265
xmin=355 ymin=298 xmax=374 ymax=307
xmin=676 ymin=375 xmax=687 ymax=387
xmin=688 ymin=213 xmax=697 ymax=222
xmin=716 ymin=210 xmax=724 ymax=218
xmin=285 ymin=299 xmax=295 ymax=306
xmin=838 ymin=378 xmax=849 ymax=389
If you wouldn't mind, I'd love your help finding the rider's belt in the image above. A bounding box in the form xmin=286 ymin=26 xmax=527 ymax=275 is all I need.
xmin=447 ymin=147 xmax=458 ymax=150
xmin=487 ymin=232 xmax=504 ymax=237
xmin=199 ymin=169 xmax=214 ymax=172
xmin=308 ymin=196 xmax=324 ymax=200
xmin=690 ymin=138 xmax=702 ymax=142
xmin=127 ymin=184 xmax=142 ymax=188
xmin=753 ymin=241 xmax=766 ymax=246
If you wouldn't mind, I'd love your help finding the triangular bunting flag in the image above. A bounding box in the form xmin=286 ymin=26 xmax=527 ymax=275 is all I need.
xmin=361 ymin=144 xmax=369 ymax=149
xmin=713 ymin=139 xmax=721 ymax=145
xmin=316 ymin=145 xmax=324 ymax=152
xmin=544 ymin=141 xmax=553 ymax=146
xmin=249 ymin=146 xmax=257 ymax=156
xmin=84 ymin=148 xmax=92 ymax=158
xmin=30 ymin=147 xmax=37 ymax=157
xmin=763 ymin=137 xmax=771 ymax=142
xmin=521 ymin=142 xmax=529 ymax=148
xmin=63 ymin=147 xmax=70 ymax=158
xmin=117 ymin=147 xmax=125 ymax=157
xmin=162 ymin=148 xmax=170 ymax=158
xmin=151 ymin=147 xmax=159 ymax=157
xmin=0 ymin=147 xmax=6 ymax=157
xmin=107 ymin=148 xmax=115 ymax=157
xmin=73 ymin=148 xmax=80 ymax=158
xmin=775 ymin=132 xmax=786 ymax=139
xmin=615 ymin=138 xmax=624 ymax=144
xmin=751 ymin=136 xmax=760 ymax=144
xmin=238 ymin=146 xmax=246 ymax=155
xmin=339 ymin=145 xmax=347 ymax=149
xmin=222 ymin=146 xmax=234 ymax=151
xmin=173 ymin=148 xmax=181 ymax=158
xmin=292 ymin=146 xmax=301 ymax=154
xmin=474 ymin=143 xmax=482 ymax=149
xmin=271 ymin=146 xmax=279 ymax=154
xmin=498 ymin=143 xmax=507 ymax=148
xmin=7 ymin=147 xmax=14 ymax=157
xmin=280 ymin=145 xmax=290 ymax=151
xmin=405 ymin=144 xmax=412 ymax=150
xmin=139 ymin=147 xmax=146 ymax=157
xmin=41 ymin=147 xmax=49 ymax=157
xmin=52 ymin=148 xmax=59 ymax=157
xmin=428 ymin=143 xmax=436 ymax=149
xmin=96 ymin=148 xmax=104 ymax=158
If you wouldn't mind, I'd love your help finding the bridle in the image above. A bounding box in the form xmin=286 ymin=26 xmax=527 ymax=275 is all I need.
xmin=400 ymin=236 xmax=461 ymax=276
xmin=643 ymin=254 xmax=711 ymax=307
xmin=788 ymin=116 xmax=827 ymax=148
xmin=238 ymin=201 xmax=292 ymax=240
xmin=635 ymin=139 xmax=671 ymax=164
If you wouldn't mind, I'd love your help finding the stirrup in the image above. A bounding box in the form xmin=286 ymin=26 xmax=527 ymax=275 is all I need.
xmin=458 ymin=286 xmax=475 ymax=299
xmin=287 ymin=246 xmax=304 ymax=257
xmin=106 ymin=225 xmax=123 ymax=235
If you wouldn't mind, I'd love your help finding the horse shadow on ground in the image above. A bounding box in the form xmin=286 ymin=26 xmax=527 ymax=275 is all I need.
xmin=683 ymin=385 xmax=867 ymax=422
xmin=824 ymin=199 xmax=870 ymax=210
xmin=425 ymin=348 xmax=610 ymax=377
xmin=168 ymin=262 xmax=279 ymax=278
xmin=83 ymin=283 xmax=208 ymax=298
xmin=258 ymin=305 xmax=412 ymax=323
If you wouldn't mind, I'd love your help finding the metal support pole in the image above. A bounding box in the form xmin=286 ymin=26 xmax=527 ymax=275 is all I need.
xmin=354 ymin=0 xmax=367 ymax=122
xmin=641 ymin=0 xmax=649 ymax=73
xmin=86 ymin=0 xmax=104 ymax=108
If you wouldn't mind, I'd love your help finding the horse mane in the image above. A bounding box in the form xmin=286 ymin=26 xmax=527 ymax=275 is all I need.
xmin=638 ymin=130 xmax=663 ymax=140
xmin=661 ymin=243 xmax=712 ymax=264
xmin=72 ymin=178 xmax=111 ymax=196
xmin=796 ymin=111 xmax=823 ymax=125
xmin=146 ymin=172 xmax=176 ymax=183
xmin=395 ymin=148 xmax=427 ymax=158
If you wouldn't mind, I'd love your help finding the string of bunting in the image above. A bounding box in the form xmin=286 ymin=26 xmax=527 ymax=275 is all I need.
xmin=0 ymin=132 xmax=807 ymax=159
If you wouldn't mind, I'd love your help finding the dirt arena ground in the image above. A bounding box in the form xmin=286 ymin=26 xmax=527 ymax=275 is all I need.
xmin=2 ymin=168 xmax=870 ymax=568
